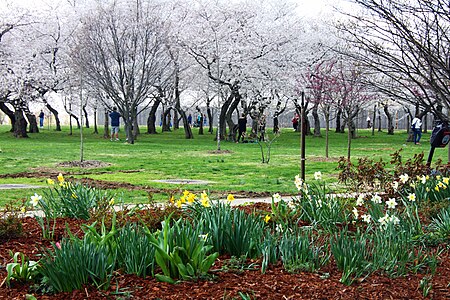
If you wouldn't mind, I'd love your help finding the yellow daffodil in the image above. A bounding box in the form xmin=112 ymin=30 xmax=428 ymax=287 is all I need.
xmin=443 ymin=177 xmax=449 ymax=185
xmin=30 ymin=193 xmax=42 ymax=207
xmin=435 ymin=185 xmax=440 ymax=192
xmin=180 ymin=196 xmax=186 ymax=203
xmin=436 ymin=175 xmax=441 ymax=180
xmin=187 ymin=193 xmax=196 ymax=203
xmin=109 ymin=198 xmax=115 ymax=206
xmin=227 ymin=194 xmax=235 ymax=202
xmin=47 ymin=178 xmax=55 ymax=185
xmin=170 ymin=196 xmax=175 ymax=203
xmin=201 ymin=198 xmax=210 ymax=207
xmin=57 ymin=173 xmax=64 ymax=183
xmin=183 ymin=190 xmax=190 ymax=197
xmin=201 ymin=191 xmax=208 ymax=200
xmin=438 ymin=182 xmax=445 ymax=188
xmin=264 ymin=215 xmax=271 ymax=223
xmin=20 ymin=206 xmax=26 ymax=213
xmin=176 ymin=200 xmax=183 ymax=208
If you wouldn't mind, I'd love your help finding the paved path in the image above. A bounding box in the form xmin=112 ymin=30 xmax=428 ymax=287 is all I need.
xmin=0 ymin=184 xmax=43 ymax=190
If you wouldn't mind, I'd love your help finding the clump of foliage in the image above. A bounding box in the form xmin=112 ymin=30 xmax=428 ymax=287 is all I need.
xmin=0 ymin=199 xmax=26 ymax=240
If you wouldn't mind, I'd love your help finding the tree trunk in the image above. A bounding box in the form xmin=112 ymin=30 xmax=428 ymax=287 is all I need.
xmin=273 ymin=116 xmax=279 ymax=134
xmin=217 ymin=93 xmax=233 ymax=141
xmin=377 ymin=109 xmax=382 ymax=132
xmin=25 ymin=112 xmax=39 ymax=133
xmin=325 ymin=110 xmax=330 ymax=158
xmin=226 ymin=91 xmax=241 ymax=141
xmin=0 ymin=101 xmax=16 ymax=132
xmin=103 ymin=109 xmax=109 ymax=139
xmin=173 ymin=110 xmax=179 ymax=130
xmin=93 ymin=107 xmax=98 ymax=134
xmin=207 ymin=106 xmax=214 ymax=134
xmin=383 ymin=104 xmax=394 ymax=135
xmin=147 ymin=99 xmax=161 ymax=134
xmin=174 ymin=67 xmax=193 ymax=139
xmin=162 ymin=108 xmax=172 ymax=132
xmin=83 ymin=105 xmax=90 ymax=128
xmin=347 ymin=120 xmax=352 ymax=160
xmin=312 ymin=104 xmax=321 ymax=137
xmin=13 ymin=109 xmax=28 ymax=138
xmin=371 ymin=105 xmax=376 ymax=136
xmin=45 ymin=102 xmax=61 ymax=131
xmin=335 ymin=107 xmax=343 ymax=133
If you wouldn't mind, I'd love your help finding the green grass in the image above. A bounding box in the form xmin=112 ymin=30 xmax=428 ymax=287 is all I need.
xmin=0 ymin=125 xmax=447 ymax=206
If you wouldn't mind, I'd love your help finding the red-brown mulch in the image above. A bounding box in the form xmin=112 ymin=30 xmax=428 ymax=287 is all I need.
xmin=1 ymin=213 xmax=449 ymax=300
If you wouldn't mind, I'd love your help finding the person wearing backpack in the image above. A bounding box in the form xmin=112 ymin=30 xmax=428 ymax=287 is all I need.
xmin=411 ymin=115 xmax=422 ymax=145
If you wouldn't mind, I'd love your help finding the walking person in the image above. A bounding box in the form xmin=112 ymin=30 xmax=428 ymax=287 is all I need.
xmin=411 ymin=115 xmax=422 ymax=145
xmin=109 ymin=107 xmax=121 ymax=141
xmin=237 ymin=113 xmax=247 ymax=143
xmin=39 ymin=110 xmax=45 ymax=129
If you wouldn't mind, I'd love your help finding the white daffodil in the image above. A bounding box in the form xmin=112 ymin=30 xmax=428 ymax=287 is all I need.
xmin=399 ymin=173 xmax=409 ymax=184
xmin=314 ymin=171 xmax=322 ymax=180
xmin=392 ymin=181 xmax=399 ymax=191
xmin=407 ymin=193 xmax=416 ymax=202
xmin=371 ymin=193 xmax=382 ymax=204
xmin=352 ymin=207 xmax=359 ymax=219
xmin=362 ymin=214 xmax=371 ymax=223
xmin=273 ymin=193 xmax=282 ymax=203
xmin=294 ymin=175 xmax=303 ymax=191
xmin=30 ymin=193 xmax=42 ymax=207
xmin=389 ymin=215 xmax=400 ymax=225
xmin=386 ymin=198 xmax=398 ymax=209
xmin=356 ymin=194 xmax=365 ymax=206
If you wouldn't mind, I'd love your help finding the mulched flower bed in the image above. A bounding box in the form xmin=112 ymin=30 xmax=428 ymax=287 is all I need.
xmin=1 ymin=209 xmax=450 ymax=299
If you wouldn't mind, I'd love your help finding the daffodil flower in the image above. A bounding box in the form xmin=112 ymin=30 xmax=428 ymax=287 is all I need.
xmin=20 ymin=206 xmax=26 ymax=213
xmin=443 ymin=177 xmax=449 ymax=185
xmin=169 ymin=196 xmax=175 ymax=203
xmin=362 ymin=214 xmax=371 ymax=223
xmin=199 ymin=234 xmax=208 ymax=241
xmin=294 ymin=175 xmax=304 ymax=191
xmin=227 ymin=194 xmax=235 ymax=202
xmin=356 ymin=194 xmax=364 ymax=206
xmin=435 ymin=185 xmax=440 ymax=192
xmin=407 ymin=193 xmax=416 ymax=202
xmin=264 ymin=215 xmax=271 ymax=223
xmin=109 ymin=198 xmax=115 ymax=206
xmin=386 ymin=198 xmax=398 ymax=209
xmin=399 ymin=173 xmax=409 ymax=184
xmin=187 ymin=193 xmax=196 ymax=203
xmin=371 ymin=193 xmax=382 ymax=204
xmin=314 ymin=171 xmax=322 ymax=180
xmin=352 ymin=207 xmax=359 ymax=219
xmin=272 ymin=193 xmax=281 ymax=203
xmin=57 ymin=173 xmax=64 ymax=183
xmin=201 ymin=198 xmax=210 ymax=207
xmin=47 ymin=179 xmax=55 ymax=185
xmin=176 ymin=200 xmax=183 ymax=208
xmin=30 ymin=193 xmax=42 ymax=207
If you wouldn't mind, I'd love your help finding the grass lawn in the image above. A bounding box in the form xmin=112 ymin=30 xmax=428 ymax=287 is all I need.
xmin=0 ymin=124 xmax=447 ymax=206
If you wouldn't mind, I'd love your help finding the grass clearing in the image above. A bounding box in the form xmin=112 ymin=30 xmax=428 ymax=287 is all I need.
xmin=0 ymin=125 xmax=447 ymax=206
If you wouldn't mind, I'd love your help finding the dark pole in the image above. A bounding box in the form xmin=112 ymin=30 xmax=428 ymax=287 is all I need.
xmin=301 ymin=91 xmax=306 ymax=180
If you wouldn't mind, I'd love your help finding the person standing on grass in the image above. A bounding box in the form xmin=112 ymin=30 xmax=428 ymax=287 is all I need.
xmin=411 ymin=115 xmax=422 ymax=145
xmin=109 ymin=107 xmax=121 ymax=141
xmin=237 ymin=113 xmax=247 ymax=143
xmin=39 ymin=110 xmax=45 ymax=129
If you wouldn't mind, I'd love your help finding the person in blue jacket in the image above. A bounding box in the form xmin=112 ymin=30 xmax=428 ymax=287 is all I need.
xmin=109 ymin=107 xmax=121 ymax=141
